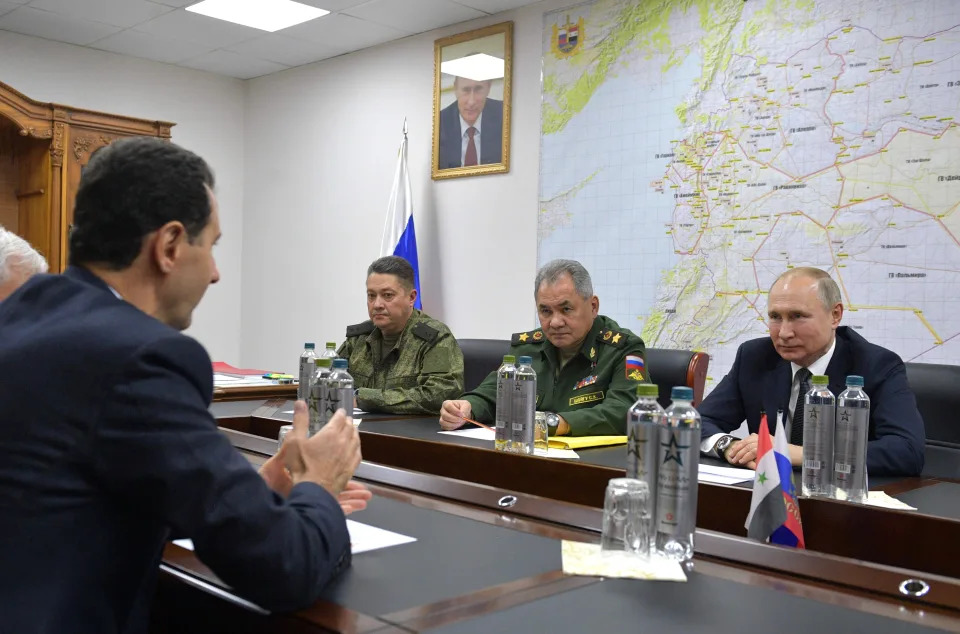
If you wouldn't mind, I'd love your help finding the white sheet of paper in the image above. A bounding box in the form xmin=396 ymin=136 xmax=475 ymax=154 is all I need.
xmin=282 ymin=408 xmax=364 ymax=416
xmin=171 ymin=520 xmax=415 ymax=556
xmin=439 ymin=427 xmax=496 ymax=441
xmin=698 ymin=463 xmax=754 ymax=485
xmin=534 ymin=447 xmax=580 ymax=460
xmin=214 ymin=374 xmax=273 ymax=387
xmin=347 ymin=519 xmax=417 ymax=554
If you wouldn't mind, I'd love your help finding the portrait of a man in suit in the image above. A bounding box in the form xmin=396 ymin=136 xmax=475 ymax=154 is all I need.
xmin=432 ymin=22 xmax=512 ymax=179
xmin=437 ymin=75 xmax=504 ymax=170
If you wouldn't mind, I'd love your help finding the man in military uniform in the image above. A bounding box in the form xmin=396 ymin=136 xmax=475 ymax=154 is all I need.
xmin=338 ymin=255 xmax=464 ymax=415
xmin=439 ymin=259 xmax=646 ymax=436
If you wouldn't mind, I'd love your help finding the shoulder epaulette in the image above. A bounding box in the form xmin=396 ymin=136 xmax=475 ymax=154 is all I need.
xmin=345 ymin=321 xmax=375 ymax=338
xmin=511 ymin=329 xmax=545 ymax=345
xmin=596 ymin=328 xmax=628 ymax=348
xmin=412 ymin=322 xmax=439 ymax=343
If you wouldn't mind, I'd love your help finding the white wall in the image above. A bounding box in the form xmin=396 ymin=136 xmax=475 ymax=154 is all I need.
xmin=0 ymin=30 xmax=245 ymax=364
xmin=243 ymin=1 xmax=562 ymax=373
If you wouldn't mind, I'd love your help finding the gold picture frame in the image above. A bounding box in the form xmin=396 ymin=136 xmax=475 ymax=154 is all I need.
xmin=432 ymin=21 xmax=513 ymax=180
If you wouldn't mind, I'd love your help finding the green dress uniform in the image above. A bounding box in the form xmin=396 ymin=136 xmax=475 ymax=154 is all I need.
xmin=462 ymin=315 xmax=646 ymax=436
xmin=337 ymin=310 xmax=464 ymax=415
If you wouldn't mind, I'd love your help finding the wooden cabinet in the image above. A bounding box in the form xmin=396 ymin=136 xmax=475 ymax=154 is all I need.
xmin=0 ymin=80 xmax=174 ymax=271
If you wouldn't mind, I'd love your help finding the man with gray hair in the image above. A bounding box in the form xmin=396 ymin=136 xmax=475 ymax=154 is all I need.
xmin=699 ymin=267 xmax=925 ymax=476
xmin=0 ymin=227 xmax=48 ymax=302
xmin=440 ymin=259 xmax=647 ymax=436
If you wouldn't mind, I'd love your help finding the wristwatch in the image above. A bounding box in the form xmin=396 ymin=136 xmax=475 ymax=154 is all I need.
xmin=545 ymin=412 xmax=561 ymax=434
xmin=713 ymin=435 xmax=736 ymax=462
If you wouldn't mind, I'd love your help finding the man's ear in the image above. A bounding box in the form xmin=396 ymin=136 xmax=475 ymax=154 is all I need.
xmin=152 ymin=221 xmax=187 ymax=274
xmin=409 ymin=287 xmax=418 ymax=307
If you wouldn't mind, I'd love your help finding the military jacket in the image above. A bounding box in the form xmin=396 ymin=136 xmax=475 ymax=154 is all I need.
xmin=462 ymin=315 xmax=646 ymax=436
xmin=337 ymin=310 xmax=464 ymax=415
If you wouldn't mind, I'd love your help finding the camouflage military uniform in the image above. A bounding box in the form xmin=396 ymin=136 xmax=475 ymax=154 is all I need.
xmin=337 ymin=310 xmax=464 ymax=415
xmin=462 ymin=315 xmax=646 ymax=436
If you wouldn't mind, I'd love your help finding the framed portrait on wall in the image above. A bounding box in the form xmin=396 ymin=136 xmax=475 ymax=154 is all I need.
xmin=432 ymin=21 xmax=513 ymax=180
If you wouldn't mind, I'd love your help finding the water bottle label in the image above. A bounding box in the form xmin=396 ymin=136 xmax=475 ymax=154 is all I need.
xmin=803 ymin=459 xmax=822 ymax=470
xmin=835 ymin=462 xmax=852 ymax=475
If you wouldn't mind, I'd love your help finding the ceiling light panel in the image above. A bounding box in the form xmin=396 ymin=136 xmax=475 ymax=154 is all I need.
xmin=186 ymin=0 xmax=328 ymax=33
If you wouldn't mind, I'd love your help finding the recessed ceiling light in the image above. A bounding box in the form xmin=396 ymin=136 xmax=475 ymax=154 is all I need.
xmin=440 ymin=53 xmax=505 ymax=82
xmin=186 ymin=0 xmax=329 ymax=33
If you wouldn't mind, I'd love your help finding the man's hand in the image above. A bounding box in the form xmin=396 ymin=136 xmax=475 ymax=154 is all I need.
xmin=725 ymin=433 xmax=758 ymax=469
xmin=337 ymin=480 xmax=372 ymax=515
xmin=259 ymin=442 xmax=295 ymax=497
xmin=283 ymin=400 xmax=362 ymax=497
xmin=439 ymin=399 xmax=472 ymax=430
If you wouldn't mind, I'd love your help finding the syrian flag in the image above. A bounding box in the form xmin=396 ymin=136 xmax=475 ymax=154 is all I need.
xmin=745 ymin=412 xmax=805 ymax=548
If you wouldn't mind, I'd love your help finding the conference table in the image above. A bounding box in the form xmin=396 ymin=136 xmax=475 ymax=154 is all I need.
xmin=149 ymin=394 xmax=960 ymax=632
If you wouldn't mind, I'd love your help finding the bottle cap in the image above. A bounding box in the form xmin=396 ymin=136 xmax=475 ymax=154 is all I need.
xmin=315 ymin=357 xmax=333 ymax=367
xmin=503 ymin=355 xmax=516 ymax=364
xmin=325 ymin=342 xmax=336 ymax=349
xmin=811 ymin=374 xmax=829 ymax=385
xmin=332 ymin=359 xmax=348 ymax=369
xmin=636 ymin=384 xmax=659 ymax=398
xmin=304 ymin=342 xmax=315 ymax=349
xmin=518 ymin=355 xmax=532 ymax=364
xmin=670 ymin=386 xmax=694 ymax=401
xmin=845 ymin=375 xmax=864 ymax=387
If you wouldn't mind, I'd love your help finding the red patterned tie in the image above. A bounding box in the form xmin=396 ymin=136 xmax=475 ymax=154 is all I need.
xmin=464 ymin=127 xmax=478 ymax=166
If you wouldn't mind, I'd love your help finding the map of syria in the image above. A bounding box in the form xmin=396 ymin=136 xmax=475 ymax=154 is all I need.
xmin=539 ymin=0 xmax=960 ymax=390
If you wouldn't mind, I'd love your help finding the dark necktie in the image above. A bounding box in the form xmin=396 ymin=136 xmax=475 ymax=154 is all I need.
xmin=790 ymin=368 xmax=812 ymax=445
xmin=464 ymin=127 xmax=478 ymax=166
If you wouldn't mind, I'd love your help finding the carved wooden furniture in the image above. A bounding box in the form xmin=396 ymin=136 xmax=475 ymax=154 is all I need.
xmin=0 ymin=80 xmax=174 ymax=271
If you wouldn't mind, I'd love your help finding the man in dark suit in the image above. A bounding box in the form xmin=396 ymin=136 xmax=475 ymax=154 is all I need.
xmin=0 ymin=137 xmax=371 ymax=633
xmin=437 ymin=75 xmax=503 ymax=169
xmin=699 ymin=267 xmax=925 ymax=477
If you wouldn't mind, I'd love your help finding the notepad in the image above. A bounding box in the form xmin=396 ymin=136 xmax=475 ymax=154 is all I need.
xmin=548 ymin=435 xmax=628 ymax=450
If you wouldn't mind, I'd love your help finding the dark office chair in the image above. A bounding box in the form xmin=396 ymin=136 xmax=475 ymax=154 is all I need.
xmin=457 ymin=338 xmax=511 ymax=392
xmin=905 ymin=362 xmax=960 ymax=478
xmin=644 ymin=348 xmax=709 ymax=409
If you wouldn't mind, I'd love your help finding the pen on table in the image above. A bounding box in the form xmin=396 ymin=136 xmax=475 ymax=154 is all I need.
xmin=460 ymin=416 xmax=495 ymax=432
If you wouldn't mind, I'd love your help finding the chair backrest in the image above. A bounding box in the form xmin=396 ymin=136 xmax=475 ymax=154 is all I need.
xmin=905 ymin=361 xmax=960 ymax=446
xmin=458 ymin=338 xmax=511 ymax=392
xmin=644 ymin=348 xmax=709 ymax=409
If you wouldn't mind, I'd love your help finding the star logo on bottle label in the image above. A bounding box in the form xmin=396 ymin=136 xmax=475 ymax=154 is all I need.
xmin=661 ymin=433 xmax=689 ymax=466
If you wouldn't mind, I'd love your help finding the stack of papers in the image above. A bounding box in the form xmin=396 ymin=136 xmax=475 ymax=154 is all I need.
xmin=697 ymin=463 xmax=755 ymax=485
xmin=561 ymin=540 xmax=687 ymax=581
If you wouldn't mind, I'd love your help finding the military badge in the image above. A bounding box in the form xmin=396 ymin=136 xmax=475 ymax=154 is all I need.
xmin=589 ymin=347 xmax=596 ymax=359
xmin=533 ymin=331 xmax=543 ymax=341
xmin=552 ymin=15 xmax=583 ymax=58
xmin=603 ymin=330 xmax=612 ymax=341
xmin=625 ymin=355 xmax=645 ymax=380
xmin=518 ymin=332 xmax=529 ymax=342
xmin=574 ymin=374 xmax=598 ymax=390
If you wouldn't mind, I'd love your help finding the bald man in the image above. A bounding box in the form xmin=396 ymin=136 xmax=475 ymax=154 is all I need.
xmin=0 ymin=227 xmax=47 ymax=301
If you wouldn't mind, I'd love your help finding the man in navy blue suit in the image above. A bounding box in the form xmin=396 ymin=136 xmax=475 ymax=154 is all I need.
xmin=0 ymin=137 xmax=371 ymax=633
xmin=437 ymin=75 xmax=504 ymax=169
xmin=699 ymin=267 xmax=925 ymax=477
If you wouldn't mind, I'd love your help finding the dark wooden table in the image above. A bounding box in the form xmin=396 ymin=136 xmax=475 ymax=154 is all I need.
xmin=154 ymin=454 xmax=960 ymax=633
xmin=210 ymin=399 xmax=960 ymax=580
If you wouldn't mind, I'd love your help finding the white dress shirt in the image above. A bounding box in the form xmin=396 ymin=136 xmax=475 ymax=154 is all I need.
xmin=700 ymin=337 xmax=837 ymax=456
xmin=459 ymin=112 xmax=483 ymax=166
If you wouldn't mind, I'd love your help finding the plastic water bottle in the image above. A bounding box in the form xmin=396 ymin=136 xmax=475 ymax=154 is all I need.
xmin=308 ymin=357 xmax=333 ymax=436
xmin=494 ymin=355 xmax=517 ymax=452
xmin=325 ymin=359 xmax=354 ymax=425
xmin=835 ymin=375 xmax=870 ymax=504
xmin=801 ymin=375 xmax=835 ymax=498
xmin=320 ymin=341 xmax=338 ymax=360
xmin=512 ymin=356 xmax=537 ymax=455
xmin=626 ymin=383 xmax=665 ymax=550
xmin=656 ymin=386 xmax=700 ymax=561
xmin=297 ymin=342 xmax=317 ymax=400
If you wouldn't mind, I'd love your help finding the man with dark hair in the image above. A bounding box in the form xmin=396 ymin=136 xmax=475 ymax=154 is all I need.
xmin=440 ymin=259 xmax=647 ymax=436
xmin=699 ymin=267 xmax=925 ymax=476
xmin=338 ymin=255 xmax=464 ymax=414
xmin=437 ymin=75 xmax=504 ymax=169
xmin=0 ymin=137 xmax=370 ymax=633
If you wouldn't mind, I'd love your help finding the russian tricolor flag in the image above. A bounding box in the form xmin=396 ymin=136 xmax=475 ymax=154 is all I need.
xmin=745 ymin=412 xmax=805 ymax=548
xmin=381 ymin=121 xmax=422 ymax=309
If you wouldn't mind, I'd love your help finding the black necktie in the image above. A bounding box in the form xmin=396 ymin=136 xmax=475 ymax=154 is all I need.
xmin=790 ymin=368 xmax=812 ymax=445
